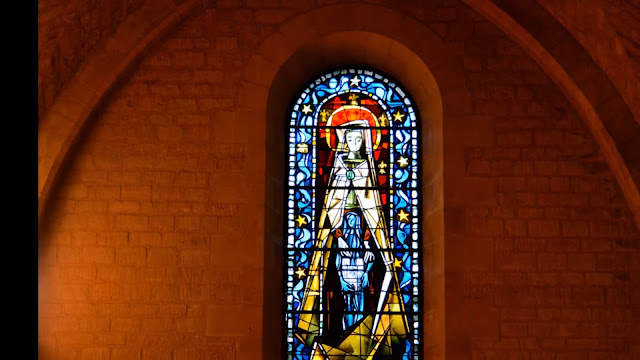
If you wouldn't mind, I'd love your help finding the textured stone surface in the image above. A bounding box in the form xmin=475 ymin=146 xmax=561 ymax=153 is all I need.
xmin=38 ymin=1 xmax=640 ymax=360
xmin=537 ymin=0 xmax=640 ymax=125
xmin=38 ymin=0 xmax=146 ymax=120
xmin=489 ymin=0 xmax=640 ymax=223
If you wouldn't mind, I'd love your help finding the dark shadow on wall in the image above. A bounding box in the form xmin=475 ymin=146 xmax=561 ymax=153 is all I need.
xmin=262 ymin=47 xmax=363 ymax=359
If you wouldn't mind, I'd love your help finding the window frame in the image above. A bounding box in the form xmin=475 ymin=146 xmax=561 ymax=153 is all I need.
xmin=282 ymin=65 xmax=424 ymax=360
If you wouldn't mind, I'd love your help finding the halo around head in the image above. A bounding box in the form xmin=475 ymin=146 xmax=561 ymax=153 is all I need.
xmin=324 ymin=105 xmax=381 ymax=151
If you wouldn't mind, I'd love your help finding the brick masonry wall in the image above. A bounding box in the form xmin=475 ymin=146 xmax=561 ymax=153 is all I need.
xmin=438 ymin=2 xmax=640 ymax=359
xmin=38 ymin=0 xmax=640 ymax=359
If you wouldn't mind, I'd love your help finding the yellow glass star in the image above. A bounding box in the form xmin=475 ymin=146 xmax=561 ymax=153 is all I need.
xmin=393 ymin=257 xmax=403 ymax=269
xmin=295 ymin=267 xmax=307 ymax=279
xmin=302 ymin=104 xmax=313 ymax=114
xmin=295 ymin=215 xmax=308 ymax=227
xmin=397 ymin=208 xmax=411 ymax=223
xmin=397 ymin=156 xmax=409 ymax=168
xmin=392 ymin=110 xmax=405 ymax=123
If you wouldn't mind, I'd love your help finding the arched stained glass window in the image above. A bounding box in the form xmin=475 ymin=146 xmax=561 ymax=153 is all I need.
xmin=285 ymin=67 xmax=421 ymax=360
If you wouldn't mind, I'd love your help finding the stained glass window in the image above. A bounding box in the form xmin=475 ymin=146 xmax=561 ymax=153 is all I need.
xmin=284 ymin=67 xmax=422 ymax=360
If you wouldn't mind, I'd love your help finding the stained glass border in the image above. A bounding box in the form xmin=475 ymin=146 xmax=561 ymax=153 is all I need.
xmin=282 ymin=65 xmax=423 ymax=360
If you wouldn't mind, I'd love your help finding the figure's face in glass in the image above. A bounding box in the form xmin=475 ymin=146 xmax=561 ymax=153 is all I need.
xmin=345 ymin=212 xmax=359 ymax=228
xmin=345 ymin=131 xmax=363 ymax=152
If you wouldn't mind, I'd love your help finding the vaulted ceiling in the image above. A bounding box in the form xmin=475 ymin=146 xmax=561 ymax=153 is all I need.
xmin=38 ymin=0 xmax=640 ymax=124
xmin=38 ymin=0 xmax=640 ymax=228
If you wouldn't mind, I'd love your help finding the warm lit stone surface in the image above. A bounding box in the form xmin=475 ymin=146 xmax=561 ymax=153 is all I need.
xmin=38 ymin=1 xmax=640 ymax=360
xmin=488 ymin=0 xmax=640 ymax=223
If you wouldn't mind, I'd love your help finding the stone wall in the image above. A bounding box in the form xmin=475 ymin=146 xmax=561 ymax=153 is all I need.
xmin=38 ymin=1 xmax=640 ymax=359
xmin=537 ymin=0 xmax=640 ymax=124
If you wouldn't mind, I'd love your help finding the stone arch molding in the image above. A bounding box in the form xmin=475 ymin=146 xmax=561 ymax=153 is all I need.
xmin=257 ymin=34 xmax=449 ymax=358
xmin=464 ymin=0 xmax=640 ymax=232
xmin=237 ymin=4 xmax=462 ymax=359
xmin=37 ymin=1 xmax=640 ymax=357
xmin=39 ymin=0 xmax=640 ymax=237
xmin=37 ymin=0 xmax=203 ymax=222
xmin=38 ymin=0 xmax=640 ymax=231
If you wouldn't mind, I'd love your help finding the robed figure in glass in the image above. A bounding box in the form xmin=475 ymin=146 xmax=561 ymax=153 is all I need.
xmin=295 ymin=105 xmax=409 ymax=359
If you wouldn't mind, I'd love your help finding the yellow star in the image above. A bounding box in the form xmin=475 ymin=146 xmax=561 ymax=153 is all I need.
xmin=392 ymin=110 xmax=405 ymax=123
xmin=350 ymin=76 xmax=361 ymax=87
xmin=302 ymin=104 xmax=313 ymax=114
xmin=295 ymin=267 xmax=307 ymax=279
xmin=295 ymin=215 xmax=308 ymax=227
xmin=397 ymin=208 xmax=411 ymax=223
xmin=397 ymin=156 xmax=409 ymax=168
xmin=393 ymin=257 xmax=403 ymax=269
xmin=379 ymin=114 xmax=388 ymax=126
